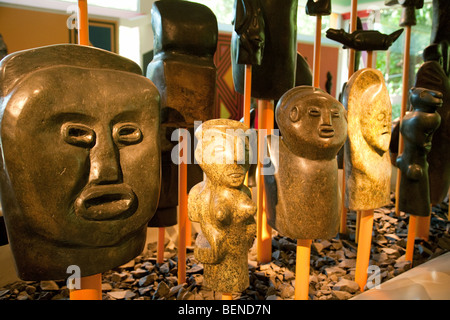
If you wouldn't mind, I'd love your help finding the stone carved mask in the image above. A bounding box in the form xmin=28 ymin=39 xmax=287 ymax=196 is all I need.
xmin=0 ymin=45 xmax=161 ymax=280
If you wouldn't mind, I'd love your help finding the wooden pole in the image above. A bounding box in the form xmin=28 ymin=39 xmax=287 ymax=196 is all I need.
xmin=243 ymin=65 xmax=252 ymax=128
xmin=354 ymin=209 xmax=374 ymax=291
xmin=405 ymin=214 xmax=417 ymax=263
xmin=222 ymin=293 xmax=233 ymax=300
xmin=256 ymin=99 xmax=273 ymax=263
xmin=355 ymin=210 xmax=361 ymax=244
xmin=341 ymin=0 xmax=358 ymax=235
xmin=294 ymin=239 xmax=312 ymax=300
xmin=367 ymin=51 xmax=373 ymax=68
xmin=70 ymin=2 xmax=102 ymax=301
xmin=395 ymin=25 xmax=412 ymax=216
xmin=178 ymin=133 xmax=187 ymax=285
xmin=77 ymin=0 xmax=89 ymax=46
xmin=70 ymin=273 xmax=102 ymax=300
xmin=313 ymin=15 xmax=322 ymax=88
xmin=415 ymin=215 xmax=431 ymax=241
xmin=157 ymin=227 xmax=165 ymax=264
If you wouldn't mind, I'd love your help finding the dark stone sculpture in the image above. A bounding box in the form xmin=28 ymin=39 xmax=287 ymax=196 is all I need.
xmin=305 ymin=0 xmax=331 ymax=16
xmin=188 ymin=119 xmax=256 ymax=293
xmin=343 ymin=68 xmax=392 ymax=211
xmin=146 ymin=0 xmax=218 ymax=127
xmin=264 ymin=86 xmax=347 ymax=240
xmin=397 ymin=87 xmax=442 ymax=216
xmin=326 ymin=28 xmax=404 ymax=51
xmin=0 ymin=44 xmax=161 ymax=280
xmin=0 ymin=34 xmax=7 ymax=60
xmin=146 ymin=0 xmax=218 ymax=227
xmin=415 ymin=43 xmax=450 ymax=205
xmin=385 ymin=0 xmax=424 ymax=27
xmin=431 ymin=0 xmax=450 ymax=45
xmin=232 ymin=0 xmax=298 ymax=100
xmin=231 ymin=0 xmax=265 ymax=66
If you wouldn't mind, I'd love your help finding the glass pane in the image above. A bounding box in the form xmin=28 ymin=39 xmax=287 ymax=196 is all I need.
xmin=57 ymin=0 xmax=139 ymax=12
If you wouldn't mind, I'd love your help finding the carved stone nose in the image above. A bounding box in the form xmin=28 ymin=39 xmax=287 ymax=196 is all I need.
xmin=88 ymin=135 xmax=122 ymax=185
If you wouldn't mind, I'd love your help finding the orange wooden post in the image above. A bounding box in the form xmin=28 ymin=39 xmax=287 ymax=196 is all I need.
xmin=70 ymin=273 xmax=102 ymax=300
xmin=354 ymin=210 xmax=374 ymax=291
xmin=312 ymin=15 xmax=322 ymax=88
xmin=405 ymin=214 xmax=417 ymax=263
xmin=294 ymin=239 xmax=312 ymax=300
xmin=157 ymin=227 xmax=165 ymax=264
xmin=395 ymin=25 xmax=412 ymax=216
xmin=77 ymin=0 xmax=89 ymax=46
xmin=340 ymin=0 xmax=358 ymax=235
xmin=355 ymin=210 xmax=361 ymax=244
xmin=178 ymin=133 xmax=188 ymax=285
xmin=70 ymin=2 xmax=102 ymax=301
xmin=367 ymin=51 xmax=373 ymax=68
xmin=243 ymin=65 xmax=252 ymax=128
xmin=222 ymin=293 xmax=233 ymax=300
xmin=256 ymin=99 xmax=273 ymax=263
xmin=415 ymin=215 xmax=431 ymax=241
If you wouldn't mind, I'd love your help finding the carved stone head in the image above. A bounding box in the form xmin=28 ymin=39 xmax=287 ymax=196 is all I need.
xmin=276 ymin=86 xmax=347 ymax=160
xmin=343 ymin=68 xmax=392 ymax=210
xmin=0 ymin=44 xmax=161 ymax=280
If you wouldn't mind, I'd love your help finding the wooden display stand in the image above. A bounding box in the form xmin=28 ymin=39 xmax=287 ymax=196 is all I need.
xmin=178 ymin=134 xmax=188 ymax=285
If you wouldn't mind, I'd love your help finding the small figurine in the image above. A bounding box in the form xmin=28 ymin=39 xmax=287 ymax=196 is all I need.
xmin=0 ymin=44 xmax=161 ymax=280
xmin=326 ymin=28 xmax=404 ymax=51
xmin=264 ymin=86 xmax=347 ymax=240
xmin=343 ymin=68 xmax=392 ymax=211
xmin=188 ymin=119 xmax=256 ymax=294
xmin=232 ymin=0 xmax=299 ymax=100
xmin=397 ymin=87 xmax=442 ymax=216
xmin=231 ymin=0 xmax=265 ymax=66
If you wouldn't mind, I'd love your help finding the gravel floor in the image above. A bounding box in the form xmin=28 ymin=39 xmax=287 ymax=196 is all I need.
xmin=1 ymin=194 xmax=449 ymax=301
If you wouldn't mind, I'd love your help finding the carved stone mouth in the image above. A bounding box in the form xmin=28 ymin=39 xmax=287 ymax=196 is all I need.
xmin=75 ymin=184 xmax=137 ymax=221
xmin=319 ymin=126 xmax=335 ymax=138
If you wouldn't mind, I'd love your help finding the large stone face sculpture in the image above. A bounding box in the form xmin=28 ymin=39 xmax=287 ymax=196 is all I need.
xmin=0 ymin=44 xmax=161 ymax=280
xmin=232 ymin=0 xmax=298 ymax=100
xmin=264 ymin=86 xmax=347 ymax=240
xmin=188 ymin=119 xmax=256 ymax=293
xmin=343 ymin=68 xmax=392 ymax=211
xmin=146 ymin=0 xmax=218 ymax=227
xmin=397 ymin=88 xmax=442 ymax=216
xmin=415 ymin=43 xmax=450 ymax=205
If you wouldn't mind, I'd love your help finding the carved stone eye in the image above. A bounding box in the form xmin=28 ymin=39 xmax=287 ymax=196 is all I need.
xmin=62 ymin=123 xmax=95 ymax=148
xmin=331 ymin=109 xmax=341 ymax=118
xmin=113 ymin=123 xmax=143 ymax=146
xmin=308 ymin=107 xmax=321 ymax=117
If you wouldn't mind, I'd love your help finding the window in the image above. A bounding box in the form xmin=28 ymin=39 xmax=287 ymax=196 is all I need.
xmin=58 ymin=0 xmax=139 ymax=12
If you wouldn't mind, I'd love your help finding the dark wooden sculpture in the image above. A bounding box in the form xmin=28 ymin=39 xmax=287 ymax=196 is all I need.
xmin=146 ymin=0 xmax=218 ymax=227
xmin=343 ymin=68 xmax=392 ymax=211
xmin=415 ymin=43 xmax=450 ymax=205
xmin=188 ymin=119 xmax=256 ymax=293
xmin=0 ymin=44 xmax=161 ymax=280
xmin=397 ymin=87 xmax=442 ymax=216
xmin=305 ymin=0 xmax=331 ymax=16
xmin=232 ymin=0 xmax=299 ymax=100
xmin=231 ymin=0 xmax=265 ymax=66
xmin=385 ymin=0 xmax=424 ymax=27
xmin=326 ymin=28 xmax=404 ymax=51
xmin=264 ymin=86 xmax=347 ymax=239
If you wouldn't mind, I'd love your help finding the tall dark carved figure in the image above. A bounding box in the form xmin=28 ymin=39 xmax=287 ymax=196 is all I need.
xmin=188 ymin=119 xmax=256 ymax=293
xmin=0 ymin=44 xmax=161 ymax=280
xmin=415 ymin=43 xmax=450 ymax=205
xmin=232 ymin=0 xmax=298 ymax=100
xmin=397 ymin=87 xmax=442 ymax=216
xmin=146 ymin=0 xmax=218 ymax=227
xmin=264 ymin=86 xmax=347 ymax=239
